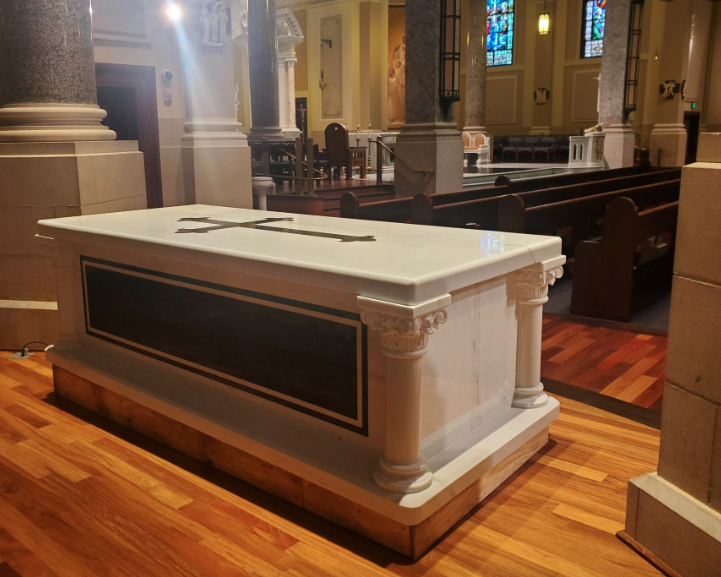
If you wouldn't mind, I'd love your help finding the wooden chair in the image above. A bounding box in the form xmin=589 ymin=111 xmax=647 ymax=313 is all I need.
xmin=502 ymin=137 xmax=523 ymax=162
xmin=517 ymin=137 xmax=539 ymax=162
xmin=533 ymin=137 xmax=557 ymax=162
xmin=324 ymin=123 xmax=368 ymax=180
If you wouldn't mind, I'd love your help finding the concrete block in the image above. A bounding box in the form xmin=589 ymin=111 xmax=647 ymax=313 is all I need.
xmin=697 ymin=133 xmax=721 ymax=163
xmin=674 ymin=162 xmax=721 ymax=286
xmin=666 ymin=276 xmax=721 ymax=404
xmin=658 ymin=383 xmax=716 ymax=502
xmin=0 ymin=301 xmax=59 ymax=350
xmin=630 ymin=473 xmax=721 ymax=577
xmin=0 ymin=254 xmax=56 ymax=301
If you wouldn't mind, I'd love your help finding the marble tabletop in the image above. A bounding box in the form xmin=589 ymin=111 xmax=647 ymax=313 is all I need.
xmin=38 ymin=204 xmax=561 ymax=304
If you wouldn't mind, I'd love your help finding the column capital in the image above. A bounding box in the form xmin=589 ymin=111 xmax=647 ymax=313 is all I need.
xmin=358 ymin=294 xmax=450 ymax=355
xmin=516 ymin=257 xmax=565 ymax=302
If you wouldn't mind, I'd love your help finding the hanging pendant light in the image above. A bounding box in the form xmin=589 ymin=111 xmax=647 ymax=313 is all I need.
xmin=539 ymin=0 xmax=550 ymax=35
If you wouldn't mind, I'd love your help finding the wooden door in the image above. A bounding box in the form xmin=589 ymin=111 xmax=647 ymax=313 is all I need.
xmin=95 ymin=64 xmax=163 ymax=208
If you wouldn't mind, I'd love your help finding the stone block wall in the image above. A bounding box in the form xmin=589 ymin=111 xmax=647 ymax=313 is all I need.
xmin=661 ymin=133 xmax=721 ymax=511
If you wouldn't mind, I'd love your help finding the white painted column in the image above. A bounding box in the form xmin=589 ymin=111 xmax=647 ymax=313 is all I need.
xmin=359 ymin=294 xmax=450 ymax=494
xmin=276 ymin=10 xmax=304 ymax=140
xmin=513 ymin=259 xmax=565 ymax=409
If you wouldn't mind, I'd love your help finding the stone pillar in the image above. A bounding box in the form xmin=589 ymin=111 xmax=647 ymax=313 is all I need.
xmin=0 ymin=0 xmax=146 ymax=350
xmin=0 ymin=0 xmax=113 ymax=141
xmin=513 ymin=259 xmax=565 ymax=409
xmin=463 ymin=0 xmax=488 ymax=141
xmin=622 ymin=134 xmax=721 ymax=577
xmin=394 ymin=0 xmax=464 ymax=198
xmin=276 ymin=10 xmax=304 ymax=140
xmin=44 ymin=241 xmax=82 ymax=352
xmin=359 ymin=294 xmax=450 ymax=494
xmin=648 ymin=0 xmax=692 ymax=167
xmin=181 ymin=0 xmax=252 ymax=208
xmin=248 ymin=0 xmax=284 ymax=141
xmin=599 ymin=0 xmax=636 ymax=168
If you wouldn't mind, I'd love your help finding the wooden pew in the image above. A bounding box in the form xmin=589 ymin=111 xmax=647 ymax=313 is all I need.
xmin=497 ymin=180 xmax=680 ymax=248
xmin=413 ymin=169 xmax=680 ymax=229
xmin=570 ymin=197 xmax=679 ymax=322
xmin=505 ymin=164 xmax=650 ymax=194
xmin=340 ymin=176 xmax=509 ymax=223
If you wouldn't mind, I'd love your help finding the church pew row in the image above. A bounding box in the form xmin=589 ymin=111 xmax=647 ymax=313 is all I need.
xmin=339 ymin=177 xmax=509 ymax=222
xmin=410 ymin=170 xmax=680 ymax=229
xmin=339 ymin=165 xmax=660 ymax=223
xmin=505 ymin=164 xmax=650 ymax=194
xmin=570 ymin=197 xmax=680 ymax=322
xmin=498 ymin=180 xmax=680 ymax=255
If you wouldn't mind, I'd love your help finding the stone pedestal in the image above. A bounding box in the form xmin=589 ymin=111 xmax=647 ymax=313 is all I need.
xmin=394 ymin=0 xmax=463 ymax=197
xmin=0 ymin=141 xmax=146 ymax=349
xmin=248 ymin=0 xmax=284 ymax=142
xmin=0 ymin=0 xmax=146 ymax=349
xmin=598 ymin=0 xmax=636 ymax=168
xmin=603 ymin=124 xmax=636 ymax=169
xmin=462 ymin=0 xmax=490 ymax=145
xmin=623 ymin=133 xmax=721 ymax=577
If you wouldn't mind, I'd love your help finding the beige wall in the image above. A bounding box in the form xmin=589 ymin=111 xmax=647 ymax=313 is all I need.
xmin=92 ymin=0 xmax=187 ymax=207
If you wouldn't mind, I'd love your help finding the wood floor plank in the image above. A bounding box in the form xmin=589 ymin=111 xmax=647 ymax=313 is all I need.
xmin=0 ymin=351 xmax=664 ymax=577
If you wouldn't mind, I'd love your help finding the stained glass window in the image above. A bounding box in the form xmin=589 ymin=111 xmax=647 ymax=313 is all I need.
xmin=486 ymin=0 xmax=514 ymax=67
xmin=582 ymin=0 xmax=606 ymax=58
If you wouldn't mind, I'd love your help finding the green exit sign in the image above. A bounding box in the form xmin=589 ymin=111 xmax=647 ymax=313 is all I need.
xmin=691 ymin=102 xmax=697 ymax=109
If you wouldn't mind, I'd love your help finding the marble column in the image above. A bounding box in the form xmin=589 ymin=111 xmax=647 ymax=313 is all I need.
xmin=181 ymin=0 xmax=252 ymax=208
xmin=513 ymin=259 xmax=564 ymax=409
xmin=359 ymin=294 xmax=450 ymax=494
xmin=463 ymin=0 xmax=489 ymax=141
xmin=248 ymin=0 xmax=284 ymax=141
xmin=276 ymin=10 xmax=304 ymax=140
xmin=599 ymin=0 xmax=636 ymax=168
xmin=0 ymin=0 xmax=146 ymax=350
xmin=0 ymin=0 xmax=113 ymax=141
xmin=648 ymin=0 xmax=692 ymax=167
xmin=394 ymin=0 xmax=464 ymax=198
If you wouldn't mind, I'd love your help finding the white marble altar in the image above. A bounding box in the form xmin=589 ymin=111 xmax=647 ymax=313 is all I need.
xmin=38 ymin=205 xmax=563 ymax=550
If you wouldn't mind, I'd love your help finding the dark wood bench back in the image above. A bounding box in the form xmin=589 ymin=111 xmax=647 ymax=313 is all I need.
xmin=411 ymin=185 xmax=510 ymax=225
xmin=516 ymin=168 xmax=680 ymax=208
xmin=570 ymin=197 xmax=680 ymax=322
xmin=506 ymin=165 xmax=650 ymax=193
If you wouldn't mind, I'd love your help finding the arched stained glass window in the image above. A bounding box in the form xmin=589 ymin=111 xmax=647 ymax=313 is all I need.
xmin=486 ymin=0 xmax=514 ymax=67
xmin=582 ymin=0 xmax=606 ymax=58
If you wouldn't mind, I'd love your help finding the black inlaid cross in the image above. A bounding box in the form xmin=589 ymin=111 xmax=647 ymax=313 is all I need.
xmin=176 ymin=217 xmax=376 ymax=243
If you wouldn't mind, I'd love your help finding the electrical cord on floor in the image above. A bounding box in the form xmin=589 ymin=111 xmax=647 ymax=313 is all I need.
xmin=10 ymin=341 xmax=50 ymax=360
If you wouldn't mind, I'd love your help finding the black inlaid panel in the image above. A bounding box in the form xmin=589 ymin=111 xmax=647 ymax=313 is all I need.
xmin=81 ymin=257 xmax=367 ymax=434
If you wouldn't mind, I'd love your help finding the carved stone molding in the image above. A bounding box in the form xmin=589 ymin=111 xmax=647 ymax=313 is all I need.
xmin=516 ymin=266 xmax=564 ymax=302
xmin=360 ymin=309 xmax=448 ymax=353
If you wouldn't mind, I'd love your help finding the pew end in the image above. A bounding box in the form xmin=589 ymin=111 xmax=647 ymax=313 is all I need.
xmin=570 ymin=196 xmax=679 ymax=322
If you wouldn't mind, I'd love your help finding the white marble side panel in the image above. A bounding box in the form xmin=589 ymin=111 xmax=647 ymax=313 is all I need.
xmin=421 ymin=274 xmax=517 ymax=460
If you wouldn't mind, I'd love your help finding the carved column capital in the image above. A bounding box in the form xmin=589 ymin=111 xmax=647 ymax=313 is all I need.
xmin=360 ymin=308 xmax=448 ymax=354
xmin=516 ymin=266 xmax=564 ymax=302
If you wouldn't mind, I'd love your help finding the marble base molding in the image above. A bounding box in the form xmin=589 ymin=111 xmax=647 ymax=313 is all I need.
xmin=603 ymin=124 xmax=635 ymax=169
xmin=649 ymin=123 xmax=688 ymax=168
xmin=623 ymin=472 xmax=721 ymax=577
xmin=393 ymin=123 xmax=464 ymax=198
xmin=0 ymin=103 xmax=116 ymax=142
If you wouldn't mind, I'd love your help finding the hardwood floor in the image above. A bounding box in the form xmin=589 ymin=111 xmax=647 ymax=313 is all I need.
xmin=542 ymin=315 xmax=667 ymax=414
xmin=0 ymin=350 xmax=663 ymax=576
